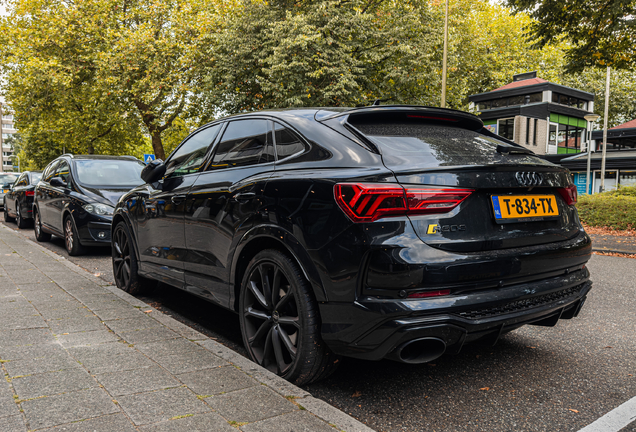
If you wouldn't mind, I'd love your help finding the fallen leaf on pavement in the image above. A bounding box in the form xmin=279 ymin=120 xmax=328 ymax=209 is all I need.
xmin=480 ymin=387 xmax=490 ymax=391
xmin=144 ymin=310 xmax=152 ymax=313
xmin=352 ymin=391 xmax=362 ymax=397
xmin=569 ymin=409 xmax=579 ymax=413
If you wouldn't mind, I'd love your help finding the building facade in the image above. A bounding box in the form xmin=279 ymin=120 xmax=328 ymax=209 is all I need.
xmin=468 ymin=72 xmax=595 ymax=156
xmin=0 ymin=102 xmax=16 ymax=172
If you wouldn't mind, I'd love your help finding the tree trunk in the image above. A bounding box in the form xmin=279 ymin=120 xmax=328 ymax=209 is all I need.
xmin=150 ymin=131 xmax=166 ymax=161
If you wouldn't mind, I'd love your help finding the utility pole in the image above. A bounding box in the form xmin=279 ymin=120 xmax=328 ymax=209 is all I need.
xmin=441 ymin=0 xmax=449 ymax=108
xmin=599 ymin=67 xmax=611 ymax=193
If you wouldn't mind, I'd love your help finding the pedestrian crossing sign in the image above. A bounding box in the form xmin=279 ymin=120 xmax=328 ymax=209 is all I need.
xmin=144 ymin=154 xmax=156 ymax=163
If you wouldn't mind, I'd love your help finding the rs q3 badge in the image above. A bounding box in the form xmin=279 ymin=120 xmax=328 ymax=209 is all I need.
xmin=427 ymin=224 xmax=467 ymax=234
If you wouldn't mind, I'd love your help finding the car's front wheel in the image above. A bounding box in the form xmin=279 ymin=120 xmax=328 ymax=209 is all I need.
xmin=64 ymin=216 xmax=85 ymax=256
xmin=112 ymin=221 xmax=155 ymax=295
xmin=3 ymin=200 xmax=14 ymax=223
xmin=239 ymin=249 xmax=340 ymax=386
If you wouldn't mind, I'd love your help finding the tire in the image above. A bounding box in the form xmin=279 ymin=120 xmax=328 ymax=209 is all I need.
xmin=64 ymin=216 xmax=85 ymax=256
xmin=15 ymin=201 xmax=28 ymax=229
xmin=3 ymin=200 xmax=14 ymax=223
xmin=239 ymin=249 xmax=340 ymax=386
xmin=33 ymin=208 xmax=51 ymax=242
xmin=112 ymin=221 xmax=155 ymax=295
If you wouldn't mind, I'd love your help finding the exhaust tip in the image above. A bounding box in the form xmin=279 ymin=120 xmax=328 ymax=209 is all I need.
xmin=396 ymin=337 xmax=446 ymax=364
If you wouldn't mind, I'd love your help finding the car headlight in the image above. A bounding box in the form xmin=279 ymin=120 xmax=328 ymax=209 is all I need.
xmin=83 ymin=203 xmax=114 ymax=216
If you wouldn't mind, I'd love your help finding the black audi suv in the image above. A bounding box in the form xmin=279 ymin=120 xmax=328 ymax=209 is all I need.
xmin=4 ymin=171 xmax=42 ymax=228
xmin=111 ymin=106 xmax=592 ymax=385
xmin=34 ymin=154 xmax=145 ymax=255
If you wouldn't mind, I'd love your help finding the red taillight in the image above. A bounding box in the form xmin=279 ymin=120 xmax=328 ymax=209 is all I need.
xmin=25 ymin=191 xmax=35 ymax=197
xmin=334 ymin=183 xmax=473 ymax=222
xmin=407 ymin=289 xmax=451 ymax=299
xmin=557 ymin=184 xmax=577 ymax=205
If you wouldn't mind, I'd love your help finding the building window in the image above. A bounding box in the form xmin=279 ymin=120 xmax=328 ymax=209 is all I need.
xmin=498 ymin=118 xmax=515 ymax=140
xmin=526 ymin=118 xmax=530 ymax=144
xmin=533 ymin=119 xmax=538 ymax=146
xmin=477 ymin=92 xmax=542 ymax=111
xmin=551 ymin=93 xmax=587 ymax=110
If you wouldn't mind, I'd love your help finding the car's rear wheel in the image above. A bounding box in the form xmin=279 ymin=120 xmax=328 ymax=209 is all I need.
xmin=15 ymin=202 xmax=28 ymax=229
xmin=64 ymin=216 xmax=85 ymax=256
xmin=239 ymin=249 xmax=340 ymax=385
xmin=3 ymin=200 xmax=14 ymax=223
xmin=33 ymin=209 xmax=51 ymax=242
xmin=112 ymin=221 xmax=155 ymax=294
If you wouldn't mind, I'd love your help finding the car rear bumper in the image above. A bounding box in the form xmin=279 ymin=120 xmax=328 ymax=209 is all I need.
xmin=319 ymin=269 xmax=591 ymax=362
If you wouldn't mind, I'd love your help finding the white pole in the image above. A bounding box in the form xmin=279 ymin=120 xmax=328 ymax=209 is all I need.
xmin=585 ymin=122 xmax=592 ymax=194
xmin=599 ymin=66 xmax=610 ymax=192
xmin=441 ymin=0 xmax=449 ymax=108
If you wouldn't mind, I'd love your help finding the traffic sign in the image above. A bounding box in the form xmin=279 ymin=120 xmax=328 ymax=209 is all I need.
xmin=143 ymin=154 xmax=156 ymax=163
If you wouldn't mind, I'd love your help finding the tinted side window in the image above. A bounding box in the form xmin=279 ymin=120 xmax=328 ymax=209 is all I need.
xmin=209 ymin=120 xmax=273 ymax=170
xmin=274 ymin=123 xmax=305 ymax=160
xmin=55 ymin=161 xmax=71 ymax=183
xmin=165 ymin=124 xmax=221 ymax=177
xmin=43 ymin=161 xmax=59 ymax=183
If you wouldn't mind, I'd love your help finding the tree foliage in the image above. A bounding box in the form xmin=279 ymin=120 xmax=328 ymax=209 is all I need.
xmin=204 ymin=0 xmax=442 ymax=113
xmin=508 ymin=0 xmax=636 ymax=72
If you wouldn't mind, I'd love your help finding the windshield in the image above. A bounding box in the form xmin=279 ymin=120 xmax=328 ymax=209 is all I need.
xmin=74 ymin=159 xmax=145 ymax=187
xmin=0 ymin=174 xmax=18 ymax=185
xmin=31 ymin=173 xmax=42 ymax=185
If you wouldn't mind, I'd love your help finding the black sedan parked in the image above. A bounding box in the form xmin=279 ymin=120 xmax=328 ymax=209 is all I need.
xmin=34 ymin=154 xmax=145 ymax=255
xmin=0 ymin=173 xmax=19 ymax=209
xmin=112 ymin=105 xmax=592 ymax=385
xmin=3 ymin=171 xmax=42 ymax=228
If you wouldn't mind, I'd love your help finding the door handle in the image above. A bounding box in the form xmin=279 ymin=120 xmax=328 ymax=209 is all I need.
xmin=233 ymin=192 xmax=256 ymax=201
xmin=171 ymin=195 xmax=186 ymax=205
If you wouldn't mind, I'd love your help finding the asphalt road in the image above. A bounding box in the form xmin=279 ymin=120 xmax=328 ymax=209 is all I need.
xmin=3 ymin=219 xmax=635 ymax=432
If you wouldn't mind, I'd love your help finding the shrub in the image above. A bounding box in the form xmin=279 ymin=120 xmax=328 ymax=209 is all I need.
xmin=577 ymin=186 xmax=636 ymax=230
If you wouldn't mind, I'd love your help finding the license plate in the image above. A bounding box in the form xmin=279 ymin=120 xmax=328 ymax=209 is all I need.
xmin=2 ymin=189 xmax=7 ymax=193
xmin=491 ymin=194 xmax=559 ymax=223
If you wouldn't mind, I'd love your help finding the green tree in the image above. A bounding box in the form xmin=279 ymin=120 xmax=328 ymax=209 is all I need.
xmin=203 ymin=0 xmax=442 ymax=113
xmin=0 ymin=0 xmax=225 ymax=163
xmin=507 ymin=0 xmax=636 ymax=71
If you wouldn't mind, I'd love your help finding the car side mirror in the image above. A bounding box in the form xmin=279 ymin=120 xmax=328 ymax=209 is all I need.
xmin=141 ymin=159 xmax=166 ymax=184
xmin=50 ymin=177 xmax=67 ymax=188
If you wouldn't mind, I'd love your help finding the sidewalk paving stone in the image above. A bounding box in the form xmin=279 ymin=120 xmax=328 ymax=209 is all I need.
xmin=56 ymin=329 xmax=120 ymax=347
xmin=38 ymin=413 xmax=138 ymax=432
xmin=139 ymin=412 xmax=236 ymax=432
xmin=151 ymin=349 xmax=228 ymax=375
xmin=4 ymin=354 xmax=82 ymax=378
xmin=117 ymin=387 xmax=211 ymax=425
xmin=21 ymin=387 xmax=118 ymax=430
xmin=12 ymin=369 xmax=98 ymax=399
xmin=204 ymin=385 xmax=297 ymax=423
xmin=0 ymin=226 xmax=375 ymax=432
xmin=0 ymin=415 xmax=27 ymax=432
xmin=95 ymin=366 xmax=181 ymax=396
xmin=240 ymin=410 xmax=339 ymax=432
xmin=176 ymin=366 xmax=258 ymax=396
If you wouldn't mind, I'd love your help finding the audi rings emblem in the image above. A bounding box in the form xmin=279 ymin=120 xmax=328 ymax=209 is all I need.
xmin=515 ymin=172 xmax=543 ymax=187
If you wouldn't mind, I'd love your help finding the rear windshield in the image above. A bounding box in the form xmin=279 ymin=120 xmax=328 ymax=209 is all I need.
xmin=0 ymin=174 xmax=18 ymax=184
xmin=31 ymin=173 xmax=42 ymax=185
xmin=353 ymin=123 xmax=552 ymax=167
xmin=74 ymin=159 xmax=145 ymax=187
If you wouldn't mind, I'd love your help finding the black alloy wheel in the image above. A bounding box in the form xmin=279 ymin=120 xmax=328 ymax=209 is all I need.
xmin=15 ymin=202 xmax=28 ymax=229
xmin=239 ymin=249 xmax=339 ymax=385
xmin=64 ymin=216 xmax=85 ymax=256
xmin=112 ymin=221 xmax=154 ymax=294
xmin=33 ymin=209 xmax=51 ymax=242
xmin=3 ymin=201 xmax=14 ymax=223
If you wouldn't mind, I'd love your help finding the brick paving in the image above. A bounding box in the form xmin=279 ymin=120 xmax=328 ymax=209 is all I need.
xmin=0 ymin=225 xmax=373 ymax=432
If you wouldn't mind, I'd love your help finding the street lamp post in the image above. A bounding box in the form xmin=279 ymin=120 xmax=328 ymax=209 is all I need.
xmin=584 ymin=113 xmax=600 ymax=195
xmin=599 ymin=66 xmax=611 ymax=193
